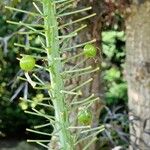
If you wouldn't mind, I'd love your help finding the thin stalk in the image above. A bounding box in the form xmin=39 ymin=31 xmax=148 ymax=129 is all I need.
xmin=80 ymin=125 xmax=105 ymax=134
xmin=32 ymin=108 xmax=55 ymax=120
xmin=27 ymin=140 xmax=50 ymax=142
xmin=68 ymin=126 xmax=91 ymax=130
xmin=33 ymin=2 xmax=43 ymax=15
xmin=75 ymin=128 xmax=104 ymax=146
xmin=20 ymin=54 xmax=47 ymax=60
xmin=70 ymin=94 xmax=94 ymax=105
xmin=26 ymin=128 xmax=52 ymax=136
xmin=6 ymin=21 xmax=45 ymax=36
xmin=54 ymin=0 xmax=68 ymax=3
xmin=57 ymin=4 xmax=72 ymax=14
xmin=67 ymin=67 xmax=100 ymax=79
xmin=24 ymin=110 xmax=54 ymax=123
xmin=63 ymin=52 xmax=84 ymax=63
xmin=20 ymin=97 xmax=54 ymax=109
xmin=63 ymin=66 xmax=92 ymax=74
xmin=33 ymin=74 xmax=45 ymax=85
xmin=71 ymin=78 xmax=93 ymax=92
xmin=42 ymin=1 xmax=74 ymax=149
xmin=14 ymin=43 xmax=45 ymax=53
xmin=79 ymin=97 xmax=100 ymax=107
xmin=36 ymin=142 xmax=49 ymax=149
xmin=60 ymin=90 xmax=82 ymax=96
xmin=83 ymin=137 xmax=97 ymax=150
xmin=61 ymin=39 xmax=96 ymax=51
xmin=59 ymin=13 xmax=96 ymax=29
xmin=5 ymin=6 xmax=43 ymax=17
xmin=25 ymin=72 xmax=36 ymax=87
xmin=57 ymin=33 xmax=77 ymax=39
xmin=17 ymin=31 xmax=44 ymax=35
xmin=34 ymin=123 xmax=51 ymax=129
xmin=58 ymin=7 xmax=92 ymax=17
xmin=56 ymin=0 xmax=74 ymax=9
xmin=71 ymin=58 xmax=87 ymax=70
xmin=7 ymin=20 xmax=44 ymax=27
xmin=60 ymin=25 xmax=87 ymax=50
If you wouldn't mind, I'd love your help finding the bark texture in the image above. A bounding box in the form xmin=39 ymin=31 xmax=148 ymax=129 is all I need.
xmin=126 ymin=1 xmax=150 ymax=149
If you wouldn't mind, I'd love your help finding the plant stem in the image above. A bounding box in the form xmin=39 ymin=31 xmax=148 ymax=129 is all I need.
xmin=42 ymin=0 xmax=74 ymax=149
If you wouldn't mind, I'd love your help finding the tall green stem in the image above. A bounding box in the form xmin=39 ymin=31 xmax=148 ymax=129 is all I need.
xmin=42 ymin=0 xmax=74 ymax=149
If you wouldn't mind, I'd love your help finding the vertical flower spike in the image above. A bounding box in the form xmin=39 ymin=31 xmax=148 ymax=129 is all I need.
xmin=6 ymin=0 xmax=104 ymax=149
xmin=42 ymin=0 xmax=74 ymax=149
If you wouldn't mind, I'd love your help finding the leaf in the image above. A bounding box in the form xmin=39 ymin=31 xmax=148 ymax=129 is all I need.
xmin=106 ymin=82 xmax=127 ymax=101
xmin=104 ymin=67 xmax=121 ymax=82
xmin=102 ymin=31 xmax=116 ymax=44
xmin=102 ymin=44 xmax=116 ymax=59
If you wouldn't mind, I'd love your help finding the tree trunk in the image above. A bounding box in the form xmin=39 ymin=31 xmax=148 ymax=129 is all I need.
xmin=126 ymin=1 xmax=150 ymax=150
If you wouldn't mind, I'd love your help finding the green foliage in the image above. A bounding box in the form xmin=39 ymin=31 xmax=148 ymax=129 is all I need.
xmin=105 ymin=83 xmax=127 ymax=105
xmin=103 ymin=67 xmax=121 ymax=82
xmin=102 ymin=30 xmax=127 ymax=105
xmin=103 ymin=66 xmax=127 ymax=104
xmin=102 ymin=31 xmax=125 ymax=59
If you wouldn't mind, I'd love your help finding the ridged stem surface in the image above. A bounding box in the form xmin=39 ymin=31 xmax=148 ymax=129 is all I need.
xmin=43 ymin=0 xmax=74 ymax=149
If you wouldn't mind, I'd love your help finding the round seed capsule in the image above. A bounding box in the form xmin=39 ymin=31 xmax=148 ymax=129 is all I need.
xmin=20 ymin=55 xmax=35 ymax=72
xmin=83 ymin=44 xmax=97 ymax=58
xmin=77 ymin=109 xmax=92 ymax=125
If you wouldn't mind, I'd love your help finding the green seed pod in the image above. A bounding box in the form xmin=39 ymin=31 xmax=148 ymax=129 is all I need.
xmin=83 ymin=44 xmax=97 ymax=58
xmin=20 ymin=55 xmax=35 ymax=72
xmin=77 ymin=109 xmax=92 ymax=125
